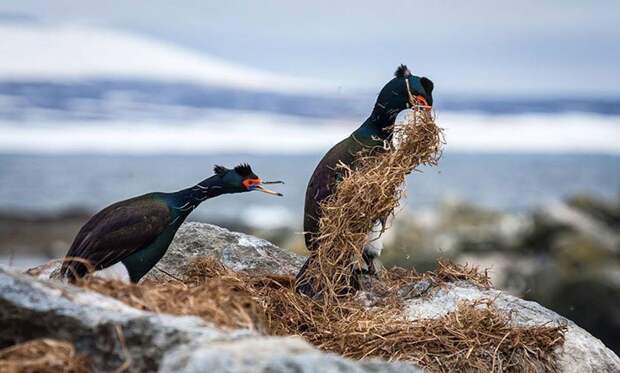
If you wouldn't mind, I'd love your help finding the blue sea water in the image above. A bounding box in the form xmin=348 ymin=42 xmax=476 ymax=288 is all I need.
xmin=1 ymin=152 xmax=618 ymax=228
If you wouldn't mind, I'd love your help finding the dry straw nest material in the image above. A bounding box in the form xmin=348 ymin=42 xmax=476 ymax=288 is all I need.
xmin=296 ymin=108 xmax=444 ymax=298
xmin=0 ymin=338 xmax=90 ymax=373
xmin=76 ymin=257 xmax=566 ymax=372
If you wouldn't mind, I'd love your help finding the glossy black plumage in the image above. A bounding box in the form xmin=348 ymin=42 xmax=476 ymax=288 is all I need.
xmin=303 ymin=137 xmax=367 ymax=251
xmin=61 ymin=194 xmax=171 ymax=281
xmin=61 ymin=164 xmax=282 ymax=282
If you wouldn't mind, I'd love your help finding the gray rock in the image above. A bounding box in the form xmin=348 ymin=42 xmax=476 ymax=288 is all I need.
xmin=540 ymin=202 xmax=619 ymax=254
xmin=0 ymin=268 xmax=417 ymax=373
xmin=404 ymin=282 xmax=620 ymax=372
xmin=0 ymin=268 xmax=246 ymax=371
xmin=161 ymin=336 xmax=420 ymax=373
xmin=147 ymin=222 xmax=305 ymax=281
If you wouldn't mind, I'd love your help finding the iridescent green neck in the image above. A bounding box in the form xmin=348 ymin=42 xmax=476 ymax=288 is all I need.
xmin=170 ymin=175 xmax=226 ymax=214
xmin=352 ymin=107 xmax=396 ymax=147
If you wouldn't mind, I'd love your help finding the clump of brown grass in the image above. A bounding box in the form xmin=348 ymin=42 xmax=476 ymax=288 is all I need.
xmin=0 ymin=338 xmax=90 ymax=373
xmin=431 ymin=259 xmax=492 ymax=289
xmin=78 ymin=257 xmax=263 ymax=330
xmin=296 ymin=108 xmax=444 ymax=298
xmin=265 ymin=295 xmax=566 ymax=372
xmin=376 ymin=259 xmax=492 ymax=300
xmin=75 ymin=257 xmax=566 ymax=372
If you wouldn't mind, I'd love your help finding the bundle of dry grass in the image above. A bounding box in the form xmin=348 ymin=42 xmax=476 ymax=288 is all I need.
xmin=0 ymin=338 xmax=89 ymax=373
xmin=265 ymin=294 xmax=565 ymax=372
xmin=296 ymin=108 xmax=444 ymax=298
xmin=75 ymin=257 xmax=566 ymax=372
xmin=78 ymin=258 xmax=264 ymax=330
xmin=374 ymin=259 xmax=492 ymax=301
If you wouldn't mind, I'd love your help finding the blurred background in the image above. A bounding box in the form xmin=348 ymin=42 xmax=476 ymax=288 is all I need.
xmin=0 ymin=0 xmax=618 ymax=352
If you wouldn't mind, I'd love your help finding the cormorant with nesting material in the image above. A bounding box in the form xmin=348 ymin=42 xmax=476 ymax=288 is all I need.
xmin=61 ymin=164 xmax=283 ymax=283
xmin=297 ymin=65 xmax=434 ymax=292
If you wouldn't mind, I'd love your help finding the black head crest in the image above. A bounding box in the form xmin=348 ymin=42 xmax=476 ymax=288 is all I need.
xmin=213 ymin=165 xmax=228 ymax=176
xmin=234 ymin=163 xmax=254 ymax=178
xmin=394 ymin=64 xmax=411 ymax=78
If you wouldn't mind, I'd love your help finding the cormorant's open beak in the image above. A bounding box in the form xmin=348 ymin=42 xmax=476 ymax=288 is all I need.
xmin=254 ymin=180 xmax=284 ymax=196
xmin=415 ymin=96 xmax=432 ymax=112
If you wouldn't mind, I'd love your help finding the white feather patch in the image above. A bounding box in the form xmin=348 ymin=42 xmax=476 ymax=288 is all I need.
xmin=94 ymin=262 xmax=131 ymax=282
xmin=364 ymin=221 xmax=384 ymax=258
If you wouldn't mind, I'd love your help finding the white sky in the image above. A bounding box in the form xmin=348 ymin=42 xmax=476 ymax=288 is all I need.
xmin=1 ymin=0 xmax=619 ymax=96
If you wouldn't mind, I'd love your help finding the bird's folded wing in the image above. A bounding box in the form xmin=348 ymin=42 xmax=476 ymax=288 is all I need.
xmin=61 ymin=197 xmax=170 ymax=277
xmin=303 ymin=138 xmax=358 ymax=251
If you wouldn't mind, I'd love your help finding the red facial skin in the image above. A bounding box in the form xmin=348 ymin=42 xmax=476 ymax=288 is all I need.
xmin=242 ymin=178 xmax=262 ymax=190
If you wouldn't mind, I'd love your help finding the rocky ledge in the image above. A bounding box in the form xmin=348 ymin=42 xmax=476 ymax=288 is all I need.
xmin=6 ymin=222 xmax=620 ymax=372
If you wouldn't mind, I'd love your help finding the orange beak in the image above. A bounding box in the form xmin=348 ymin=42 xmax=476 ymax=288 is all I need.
xmin=255 ymin=185 xmax=283 ymax=196
xmin=415 ymin=95 xmax=432 ymax=111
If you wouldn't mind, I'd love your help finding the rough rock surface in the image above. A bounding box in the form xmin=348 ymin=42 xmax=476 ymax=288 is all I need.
xmin=0 ymin=268 xmax=420 ymax=373
xmin=146 ymin=222 xmax=305 ymax=280
xmin=161 ymin=336 xmax=416 ymax=373
xmin=0 ymin=268 xmax=243 ymax=371
xmin=404 ymin=282 xmax=620 ymax=372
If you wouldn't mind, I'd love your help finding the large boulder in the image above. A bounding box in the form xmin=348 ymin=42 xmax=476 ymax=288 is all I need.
xmin=147 ymin=222 xmax=305 ymax=280
xmin=0 ymin=268 xmax=244 ymax=371
xmin=0 ymin=268 xmax=420 ymax=373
